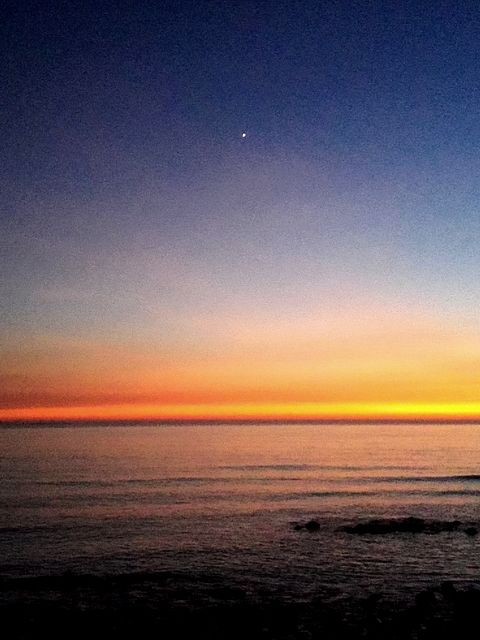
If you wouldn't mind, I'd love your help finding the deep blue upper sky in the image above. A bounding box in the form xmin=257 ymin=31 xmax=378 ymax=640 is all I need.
xmin=3 ymin=1 xmax=480 ymax=193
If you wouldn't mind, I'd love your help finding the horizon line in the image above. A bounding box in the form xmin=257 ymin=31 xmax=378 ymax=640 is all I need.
xmin=2 ymin=417 xmax=480 ymax=427
xmin=2 ymin=401 xmax=480 ymax=424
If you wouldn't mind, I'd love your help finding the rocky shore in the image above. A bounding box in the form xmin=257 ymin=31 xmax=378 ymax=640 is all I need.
xmin=2 ymin=570 xmax=480 ymax=639
xmin=293 ymin=516 xmax=479 ymax=536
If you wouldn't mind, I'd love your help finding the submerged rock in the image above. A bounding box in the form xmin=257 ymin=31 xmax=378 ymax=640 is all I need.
xmin=305 ymin=519 xmax=321 ymax=532
xmin=339 ymin=517 xmax=464 ymax=535
xmin=293 ymin=519 xmax=321 ymax=532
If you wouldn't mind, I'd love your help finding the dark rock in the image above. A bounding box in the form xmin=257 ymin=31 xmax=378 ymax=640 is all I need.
xmin=464 ymin=527 xmax=478 ymax=536
xmin=210 ymin=585 xmax=247 ymax=600
xmin=341 ymin=518 xmax=424 ymax=535
xmin=432 ymin=519 xmax=461 ymax=533
xmin=293 ymin=519 xmax=321 ymax=532
xmin=340 ymin=517 xmax=464 ymax=535
xmin=415 ymin=589 xmax=437 ymax=610
xmin=440 ymin=581 xmax=457 ymax=600
xmin=363 ymin=593 xmax=381 ymax=614
xmin=304 ymin=519 xmax=320 ymax=532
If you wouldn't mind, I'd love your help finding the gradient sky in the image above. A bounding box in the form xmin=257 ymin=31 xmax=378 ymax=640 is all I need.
xmin=1 ymin=1 xmax=480 ymax=421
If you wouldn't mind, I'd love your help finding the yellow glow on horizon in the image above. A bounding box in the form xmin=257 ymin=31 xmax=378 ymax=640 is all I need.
xmin=2 ymin=306 xmax=480 ymax=422
xmin=2 ymin=401 xmax=480 ymax=422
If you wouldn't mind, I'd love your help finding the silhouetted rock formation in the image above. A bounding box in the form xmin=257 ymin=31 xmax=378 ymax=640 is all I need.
xmin=338 ymin=517 xmax=479 ymax=535
xmin=293 ymin=519 xmax=320 ymax=532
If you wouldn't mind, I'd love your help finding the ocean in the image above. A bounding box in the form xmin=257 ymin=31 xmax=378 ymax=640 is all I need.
xmin=2 ymin=423 xmax=480 ymax=604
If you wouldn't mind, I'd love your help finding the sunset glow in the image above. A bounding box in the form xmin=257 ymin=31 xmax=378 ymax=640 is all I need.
xmin=2 ymin=402 xmax=480 ymax=423
xmin=2 ymin=300 xmax=480 ymax=422
xmin=2 ymin=2 xmax=480 ymax=425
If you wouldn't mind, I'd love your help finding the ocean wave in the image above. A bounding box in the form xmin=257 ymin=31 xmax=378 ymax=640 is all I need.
xmin=218 ymin=464 xmax=424 ymax=472
xmin=15 ymin=473 xmax=480 ymax=491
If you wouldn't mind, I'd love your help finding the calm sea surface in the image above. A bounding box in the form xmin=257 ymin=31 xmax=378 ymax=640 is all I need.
xmin=2 ymin=423 xmax=480 ymax=600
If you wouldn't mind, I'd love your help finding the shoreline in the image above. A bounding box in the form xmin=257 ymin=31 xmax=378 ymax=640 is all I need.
xmin=2 ymin=570 xmax=479 ymax=639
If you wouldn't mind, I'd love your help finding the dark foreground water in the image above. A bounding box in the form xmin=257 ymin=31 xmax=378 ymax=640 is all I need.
xmin=2 ymin=423 xmax=480 ymax=638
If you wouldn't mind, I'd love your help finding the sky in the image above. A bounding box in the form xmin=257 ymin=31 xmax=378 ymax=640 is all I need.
xmin=1 ymin=0 xmax=480 ymax=421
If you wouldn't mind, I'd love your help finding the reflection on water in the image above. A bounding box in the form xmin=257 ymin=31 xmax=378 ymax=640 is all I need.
xmin=1 ymin=423 xmax=480 ymax=599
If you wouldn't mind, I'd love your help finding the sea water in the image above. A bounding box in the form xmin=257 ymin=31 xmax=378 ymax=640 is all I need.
xmin=1 ymin=423 xmax=480 ymax=601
